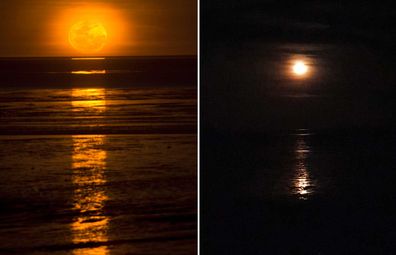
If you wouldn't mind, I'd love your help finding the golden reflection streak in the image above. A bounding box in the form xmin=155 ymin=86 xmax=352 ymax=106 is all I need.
xmin=292 ymin=136 xmax=315 ymax=199
xmin=71 ymin=88 xmax=109 ymax=255
xmin=71 ymin=88 xmax=106 ymax=114
xmin=72 ymin=57 xmax=106 ymax=60
xmin=71 ymin=70 xmax=107 ymax=75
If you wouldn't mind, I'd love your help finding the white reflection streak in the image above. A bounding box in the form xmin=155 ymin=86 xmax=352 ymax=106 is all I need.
xmin=71 ymin=88 xmax=109 ymax=255
xmin=293 ymin=136 xmax=315 ymax=199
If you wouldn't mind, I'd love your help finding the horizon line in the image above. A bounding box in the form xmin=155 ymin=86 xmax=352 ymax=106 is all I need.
xmin=0 ymin=54 xmax=197 ymax=59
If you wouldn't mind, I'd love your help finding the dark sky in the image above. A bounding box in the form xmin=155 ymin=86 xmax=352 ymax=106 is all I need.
xmin=202 ymin=0 xmax=396 ymax=47
xmin=202 ymin=0 xmax=396 ymax=133
xmin=0 ymin=0 xmax=196 ymax=56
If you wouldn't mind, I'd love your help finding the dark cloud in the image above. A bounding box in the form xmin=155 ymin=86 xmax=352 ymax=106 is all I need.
xmin=202 ymin=0 xmax=396 ymax=47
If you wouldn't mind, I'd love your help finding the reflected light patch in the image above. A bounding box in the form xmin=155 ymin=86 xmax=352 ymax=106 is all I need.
xmin=71 ymin=90 xmax=108 ymax=254
xmin=72 ymin=57 xmax=106 ymax=61
xmin=294 ymin=166 xmax=311 ymax=196
xmin=71 ymin=135 xmax=108 ymax=255
xmin=292 ymin=136 xmax=316 ymax=200
xmin=71 ymin=88 xmax=106 ymax=115
xmin=71 ymin=70 xmax=107 ymax=75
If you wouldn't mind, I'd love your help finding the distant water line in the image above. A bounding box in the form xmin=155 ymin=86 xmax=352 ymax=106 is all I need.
xmin=71 ymin=57 xmax=106 ymax=61
xmin=71 ymin=70 xmax=107 ymax=75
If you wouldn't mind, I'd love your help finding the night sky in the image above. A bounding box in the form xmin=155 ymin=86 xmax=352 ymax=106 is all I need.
xmin=202 ymin=0 xmax=396 ymax=133
xmin=0 ymin=0 xmax=196 ymax=56
xmin=202 ymin=1 xmax=396 ymax=46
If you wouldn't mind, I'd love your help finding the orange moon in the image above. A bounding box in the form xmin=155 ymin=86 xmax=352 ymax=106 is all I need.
xmin=69 ymin=20 xmax=107 ymax=54
xmin=292 ymin=61 xmax=309 ymax=76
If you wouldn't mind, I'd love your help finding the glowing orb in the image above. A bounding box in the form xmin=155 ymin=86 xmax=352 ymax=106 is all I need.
xmin=292 ymin=61 xmax=309 ymax=76
xmin=69 ymin=21 xmax=107 ymax=54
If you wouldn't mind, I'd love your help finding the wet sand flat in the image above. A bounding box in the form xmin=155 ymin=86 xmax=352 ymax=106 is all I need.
xmin=0 ymin=63 xmax=197 ymax=255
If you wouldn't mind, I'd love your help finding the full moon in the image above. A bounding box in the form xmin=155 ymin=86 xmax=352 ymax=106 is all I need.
xmin=292 ymin=61 xmax=309 ymax=76
xmin=69 ymin=20 xmax=107 ymax=54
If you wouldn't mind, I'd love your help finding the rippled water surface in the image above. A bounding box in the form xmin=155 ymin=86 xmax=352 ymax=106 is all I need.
xmin=0 ymin=86 xmax=196 ymax=254
xmin=0 ymin=87 xmax=196 ymax=135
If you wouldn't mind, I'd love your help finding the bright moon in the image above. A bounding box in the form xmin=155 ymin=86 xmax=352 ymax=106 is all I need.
xmin=69 ymin=20 xmax=107 ymax=54
xmin=292 ymin=61 xmax=309 ymax=76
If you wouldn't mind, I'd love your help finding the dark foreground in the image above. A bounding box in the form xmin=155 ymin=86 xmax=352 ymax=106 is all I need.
xmin=202 ymin=129 xmax=396 ymax=254
xmin=1 ymin=134 xmax=196 ymax=254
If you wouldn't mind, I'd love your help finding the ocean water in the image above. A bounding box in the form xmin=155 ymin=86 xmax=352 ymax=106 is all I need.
xmin=0 ymin=57 xmax=197 ymax=254
xmin=0 ymin=87 xmax=196 ymax=135
xmin=202 ymin=129 xmax=396 ymax=254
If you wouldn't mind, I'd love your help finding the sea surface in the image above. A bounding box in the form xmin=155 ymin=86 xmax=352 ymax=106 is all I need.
xmin=202 ymin=128 xmax=396 ymax=254
xmin=0 ymin=57 xmax=197 ymax=254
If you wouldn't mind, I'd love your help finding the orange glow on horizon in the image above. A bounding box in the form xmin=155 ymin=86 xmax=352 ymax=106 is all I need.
xmin=51 ymin=3 xmax=129 ymax=56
